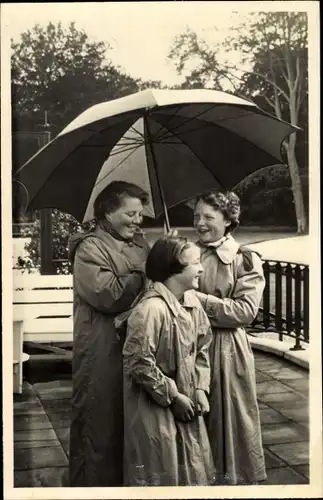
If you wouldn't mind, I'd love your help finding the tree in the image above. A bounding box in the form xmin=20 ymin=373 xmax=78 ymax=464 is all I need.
xmin=11 ymin=22 xmax=139 ymax=138
xmin=230 ymin=12 xmax=308 ymax=233
xmin=168 ymin=13 xmax=308 ymax=233
xmin=136 ymin=78 xmax=166 ymax=90
xmin=168 ymin=27 xmax=235 ymax=91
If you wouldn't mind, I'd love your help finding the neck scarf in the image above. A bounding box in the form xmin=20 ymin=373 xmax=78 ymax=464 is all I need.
xmin=204 ymin=234 xmax=229 ymax=249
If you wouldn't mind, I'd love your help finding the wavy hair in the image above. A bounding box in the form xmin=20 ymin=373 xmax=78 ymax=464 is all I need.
xmin=195 ymin=190 xmax=241 ymax=233
xmin=93 ymin=181 xmax=149 ymax=220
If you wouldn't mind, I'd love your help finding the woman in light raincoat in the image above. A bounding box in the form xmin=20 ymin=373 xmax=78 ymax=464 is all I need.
xmin=122 ymin=237 xmax=215 ymax=486
xmin=193 ymin=191 xmax=267 ymax=485
xmin=68 ymin=181 xmax=150 ymax=486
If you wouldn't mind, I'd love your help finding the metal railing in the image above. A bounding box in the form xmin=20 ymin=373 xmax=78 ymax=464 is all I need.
xmin=251 ymin=259 xmax=309 ymax=350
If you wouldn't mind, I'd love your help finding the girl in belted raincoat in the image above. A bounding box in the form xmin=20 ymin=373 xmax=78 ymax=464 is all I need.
xmin=193 ymin=191 xmax=267 ymax=485
xmin=122 ymin=237 xmax=215 ymax=486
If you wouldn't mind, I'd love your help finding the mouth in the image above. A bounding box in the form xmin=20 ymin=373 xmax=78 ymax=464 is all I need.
xmin=197 ymin=229 xmax=210 ymax=236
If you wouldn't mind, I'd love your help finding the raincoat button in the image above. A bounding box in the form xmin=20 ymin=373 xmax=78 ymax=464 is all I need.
xmin=128 ymin=242 xmax=133 ymax=247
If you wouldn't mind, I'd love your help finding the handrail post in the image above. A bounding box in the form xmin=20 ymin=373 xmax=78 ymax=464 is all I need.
xmin=290 ymin=264 xmax=305 ymax=351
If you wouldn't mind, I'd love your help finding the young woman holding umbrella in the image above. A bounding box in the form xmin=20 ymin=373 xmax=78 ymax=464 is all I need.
xmin=193 ymin=190 xmax=267 ymax=485
xmin=122 ymin=236 xmax=215 ymax=486
xmin=68 ymin=181 xmax=151 ymax=486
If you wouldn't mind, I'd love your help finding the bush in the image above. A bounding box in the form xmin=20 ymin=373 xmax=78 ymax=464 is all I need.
xmin=16 ymin=209 xmax=94 ymax=274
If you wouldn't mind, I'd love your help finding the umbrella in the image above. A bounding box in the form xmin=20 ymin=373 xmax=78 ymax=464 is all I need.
xmin=14 ymin=89 xmax=299 ymax=231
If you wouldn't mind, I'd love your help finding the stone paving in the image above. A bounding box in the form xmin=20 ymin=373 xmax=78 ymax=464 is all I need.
xmin=13 ymin=350 xmax=309 ymax=487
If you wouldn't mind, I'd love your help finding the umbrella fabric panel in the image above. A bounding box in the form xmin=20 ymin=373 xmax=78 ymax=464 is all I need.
xmin=153 ymin=102 xmax=256 ymax=127
xmin=22 ymin=116 xmax=141 ymax=221
xmin=150 ymin=88 xmax=255 ymax=108
xmin=60 ymin=92 xmax=158 ymax=136
xmin=60 ymin=89 xmax=256 ymax=137
xmin=83 ymin=119 xmax=156 ymax=222
xmin=17 ymin=113 xmax=141 ymax=206
xmin=152 ymin=113 xmax=280 ymax=188
xmin=154 ymin=104 xmax=296 ymax=160
xmin=145 ymin=117 xmax=223 ymax=213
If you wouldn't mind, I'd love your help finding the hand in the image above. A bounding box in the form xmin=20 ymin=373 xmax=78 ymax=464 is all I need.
xmin=171 ymin=393 xmax=195 ymax=422
xmin=164 ymin=228 xmax=179 ymax=238
xmin=196 ymin=389 xmax=210 ymax=416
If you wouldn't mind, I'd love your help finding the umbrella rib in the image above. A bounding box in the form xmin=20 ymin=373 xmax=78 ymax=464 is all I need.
xmin=151 ymin=105 xmax=184 ymax=142
xmin=93 ymin=143 xmax=143 ymax=189
xmin=128 ymin=124 xmax=146 ymax=140
xmin=153 ymin=103 xmax=220 ymax=142
xmin=108 ymin=144 xmax=144 ymax=157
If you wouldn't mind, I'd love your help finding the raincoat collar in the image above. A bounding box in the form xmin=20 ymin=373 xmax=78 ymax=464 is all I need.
xmin=197 ymin=233 xmax=240 ymax=265
xmin=95 ymin=222 xmax=146 ymax=249
xmin=148 ymin=282 xmax=198 ymax=317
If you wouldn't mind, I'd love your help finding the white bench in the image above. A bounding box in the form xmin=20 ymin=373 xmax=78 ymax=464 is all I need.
xmin=13 ymin=274 xmax=74 ymax=393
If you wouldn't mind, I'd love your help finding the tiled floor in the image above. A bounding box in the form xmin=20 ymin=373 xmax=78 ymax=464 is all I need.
xmin=13 ymin=350 xmax=309 ymax=487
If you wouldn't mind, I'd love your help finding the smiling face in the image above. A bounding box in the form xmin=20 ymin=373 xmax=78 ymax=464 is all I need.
xmin=194 ymin=199 xmax=231 ymax=244
xmin=105 ymin=196 xmax=144 ymax=240
xmin=176 ymin=244 xmax=204 ymax=291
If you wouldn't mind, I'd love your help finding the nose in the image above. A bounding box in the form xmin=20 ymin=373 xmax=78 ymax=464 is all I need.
xmin=197 ymin=263 xmax=204 ymax=275
xmin=133 ymin=213 xmax=142 ymax=225
xmin=195 ymin=216 xmax=205 ymax=227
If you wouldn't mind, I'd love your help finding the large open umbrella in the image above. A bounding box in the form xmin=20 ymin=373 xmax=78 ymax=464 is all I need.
xmin=14 ymin=89 xmax=299 ymax=230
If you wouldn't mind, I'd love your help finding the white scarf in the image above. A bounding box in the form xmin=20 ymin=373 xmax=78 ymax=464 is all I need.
xmin=205 ymin=234 xmax=229 ymax=249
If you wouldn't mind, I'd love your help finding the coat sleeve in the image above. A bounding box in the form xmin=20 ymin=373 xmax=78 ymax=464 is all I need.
xmin=195 ymin=307 xmax=212 ymax=394
xmin=197 ymin=252 xmax=265 ymax=328
xmin=123 ymin=303 xmax=179 ymax=407
xmin=74 ymin=237 xmax=145 ymax=315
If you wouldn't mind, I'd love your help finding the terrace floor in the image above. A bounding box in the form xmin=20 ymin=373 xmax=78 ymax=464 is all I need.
xmin=13 ymin=350 xmax=309 ymax=487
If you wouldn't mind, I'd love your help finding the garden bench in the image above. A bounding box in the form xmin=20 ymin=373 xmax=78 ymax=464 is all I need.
xmin=13 ymin=274 xmax=74 ymax=393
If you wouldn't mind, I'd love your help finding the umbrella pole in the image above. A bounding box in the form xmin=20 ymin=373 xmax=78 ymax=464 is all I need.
xmin=145 ymin=117 xmax=171 ymax=233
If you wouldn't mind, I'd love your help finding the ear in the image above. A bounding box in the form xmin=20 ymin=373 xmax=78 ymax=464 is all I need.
xmin=224 ymin=219 xmax=231 ymax=227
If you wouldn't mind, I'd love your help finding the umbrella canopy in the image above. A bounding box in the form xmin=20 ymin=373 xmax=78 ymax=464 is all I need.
xmin=14 ymin=89 xmax=299 ymax=226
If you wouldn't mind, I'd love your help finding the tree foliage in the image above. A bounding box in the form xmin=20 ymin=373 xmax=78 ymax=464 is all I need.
xmin=11 ymin=22 xmax=139 ymax=137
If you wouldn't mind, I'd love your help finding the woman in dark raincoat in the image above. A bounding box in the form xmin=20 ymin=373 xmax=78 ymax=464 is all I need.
xmin=68 ymin=181 xmax=150 ymax=486
xmin=122 ymin=237 xmax=215 ymax=486
xmin=193 ymin=191 xmax=267 ymax=485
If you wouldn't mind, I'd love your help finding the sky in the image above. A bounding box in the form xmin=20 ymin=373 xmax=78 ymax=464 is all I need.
xmin=0 ymin=1 xmax=285 ymax=86
xmin=2 ymin=2 xmax=245 ymax=85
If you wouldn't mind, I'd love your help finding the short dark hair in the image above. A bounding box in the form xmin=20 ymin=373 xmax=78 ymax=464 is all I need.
xmin=196 ymin=190 xmax=241 ymax=233
xmin=93 ymin=181 xmax=149 ymax=220
xmin=146 ymin=236 xmax=196 ymax=283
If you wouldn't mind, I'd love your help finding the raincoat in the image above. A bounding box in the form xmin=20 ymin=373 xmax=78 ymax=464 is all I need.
xmin=68 ymin=222 xmax=150 ymax=486
xmin=122 ymin=282 xmax=216 ymax=486
xmin=196 ymin=234 xmax=267 ymax=485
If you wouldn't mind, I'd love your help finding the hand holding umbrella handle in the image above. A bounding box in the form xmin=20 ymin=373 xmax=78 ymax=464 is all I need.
xmin=164 ymin=226 xmax=179 ymax=238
